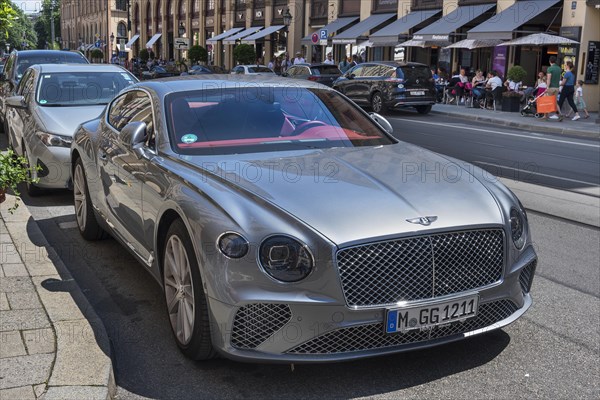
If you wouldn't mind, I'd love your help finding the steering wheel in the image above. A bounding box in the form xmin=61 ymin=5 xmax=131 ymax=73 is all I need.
xmin=294 ymin=120 xmax=327 ymax=135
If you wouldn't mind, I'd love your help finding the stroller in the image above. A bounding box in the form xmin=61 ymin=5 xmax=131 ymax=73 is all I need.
xmin=520 ymin=91 xmax=545 ymax=118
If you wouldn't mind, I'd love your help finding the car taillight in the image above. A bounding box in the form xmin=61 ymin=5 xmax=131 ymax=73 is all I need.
xmin=308 ymin=76 xmax=319 ymax=81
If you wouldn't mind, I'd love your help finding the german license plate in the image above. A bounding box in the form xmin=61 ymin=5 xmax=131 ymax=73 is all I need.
xmin=411 ymin=91 xmax=425 ymax=96
xmin=386 ymin=294 xmax=479 ymax=334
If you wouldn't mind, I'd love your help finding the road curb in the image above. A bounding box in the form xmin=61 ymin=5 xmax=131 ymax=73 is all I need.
xmin=1 ymin=194 xmax=116 ymax=400
xmin=431 ymin=109 xmax=600 ymax=139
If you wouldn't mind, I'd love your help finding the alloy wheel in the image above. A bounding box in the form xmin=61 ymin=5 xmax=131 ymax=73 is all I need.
xmin=164 ymin=235 xmax=196 ymax=345
xmin=73 ymin=163 xmax=87 ymax=231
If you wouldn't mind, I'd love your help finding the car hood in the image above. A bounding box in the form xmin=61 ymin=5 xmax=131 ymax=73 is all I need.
xmin=185 ymin=143 xmax=504 ymax=245
xmin=35 ymin=105 xmax=106 ymax=136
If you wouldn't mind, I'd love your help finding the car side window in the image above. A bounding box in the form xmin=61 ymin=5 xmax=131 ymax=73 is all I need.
xmin=3 ymin=54 xmax=16 ymax=81
xmin=17 ymin=70 xmax=35 ymax=102
xmin=350 ymin=66 xmax=364 ymax=77
xmin=108 ymin=94 xmax=129 ymax=130
xmin=128 ymin=94 xmax=155 ymax=150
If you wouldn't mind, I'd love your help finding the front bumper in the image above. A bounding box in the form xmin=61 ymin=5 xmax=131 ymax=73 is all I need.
xmin=28 ymin=144 xmax=71 ymax=189
xmin=207 ymin=249 xmax=537 ymax=363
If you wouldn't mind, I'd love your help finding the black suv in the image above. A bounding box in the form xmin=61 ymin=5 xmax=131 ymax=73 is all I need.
xmin=332 ymin=61 xmax=435 ymax=114
xmin=0 ymin=50 xmax=89 ymax=131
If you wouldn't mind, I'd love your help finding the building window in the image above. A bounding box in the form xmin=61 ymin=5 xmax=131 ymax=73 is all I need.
xmin=115 ymin=0 xmax=127 ymax=11
xmin=310 ymin=0 xmax=327 ymax=24
xmin=272 ymin=0 xmax=287 ymax=22
xmin=192 ymin=0 xmax=200 ymax=18
xmin=146 ymin=2 xmax=152 ymax=35
xmin=253 ymin=0 xmax=265 ymax=22
xmin=117 ymin=22 xmax=127 ymax=39
xmin=134 ymin=3 xmax=140 ymax=33
xmin=340 ymin=0 xmax=360 ymax=16
xmin=206 ymin=0 xmax=215 ymax=17
xmin=411 ymin=0 xmax=443 ymax=11
xmin=234 ymin=0 xmax=246 ymax=25
xmin=373 ymin=0 xmax=398 ymax=13
xmin=178 ymin=0 xmax=186 ymax=18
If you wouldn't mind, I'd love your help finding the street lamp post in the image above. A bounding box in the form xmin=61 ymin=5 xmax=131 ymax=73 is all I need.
xmin=110 ymin=32 xmax=115 ymax=62
xmin=282 ymin=9 xmax=293 ymax=70
xmin=178 ymin=22 xmax=186 ymax=63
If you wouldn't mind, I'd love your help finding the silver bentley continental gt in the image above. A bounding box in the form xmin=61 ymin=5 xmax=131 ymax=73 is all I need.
xmin=70 ymin=76 xmax=537 ymax=363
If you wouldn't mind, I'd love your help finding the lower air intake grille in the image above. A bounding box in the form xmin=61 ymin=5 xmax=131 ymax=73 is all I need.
xmin=288 ymin=299 xmax=518 ymax=354
xmin=231 ymin=303 xmax=292 ymax=349
xmin=519 ymin=259 xmax=537 ymax=293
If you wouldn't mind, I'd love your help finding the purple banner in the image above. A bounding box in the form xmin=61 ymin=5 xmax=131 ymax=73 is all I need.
xmin=492 ymin=47 xmax=507 ymax=78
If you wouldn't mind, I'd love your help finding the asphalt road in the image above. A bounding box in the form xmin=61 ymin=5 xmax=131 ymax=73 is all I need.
xmin=2 ymin=114 xmax=599 ymax=399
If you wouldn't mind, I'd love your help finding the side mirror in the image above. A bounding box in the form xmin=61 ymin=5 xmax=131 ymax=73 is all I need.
xmin=347 ymin=73 xmax=355 ymax=80
xmin=369 ymin=112 xmax=393 ymax=135
xmin=5 ymin=95 xmax=27 ymax=109
xmin=120 ymin=121 xmax=147 ymax=158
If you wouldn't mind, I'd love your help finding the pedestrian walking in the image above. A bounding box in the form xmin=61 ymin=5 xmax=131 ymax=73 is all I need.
xmin=544 ymin=56 xmax=562 ymax=120
xmin=338 ymin=56 xmax=351 ymax=73
xmin=323 ymin=52 xmax=335 ymax=65
xmin=570 ymin=80 xmax=590 ymax=118
xmin=293 ymin=51 xmax=305 ymax=64
xmin=555 ymin=61 xmax=581 ymax=121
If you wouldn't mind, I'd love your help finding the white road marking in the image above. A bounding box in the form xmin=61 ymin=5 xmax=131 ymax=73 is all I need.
xmin=390 ymin=117 xmax=600 ymax=148
xmin=475 ymin=160 xmax=600 ymax=188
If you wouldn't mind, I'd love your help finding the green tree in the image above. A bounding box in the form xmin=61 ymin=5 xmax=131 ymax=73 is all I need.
xmin=139 ymin=48 xmax=149 ymax=62
xmin=233 ymin=44 xmax=256 ymax=65
xmin=3 ymin=2 xmax=36 ymax=51
xmin=35 ymin=0 xmax=60 ymax=49
xmin=187 ymin=45 xmax=207 ymax=64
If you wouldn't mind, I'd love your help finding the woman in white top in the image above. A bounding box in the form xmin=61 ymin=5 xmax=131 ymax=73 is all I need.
xmin=534 ymin=71 xmax=547 ymax=96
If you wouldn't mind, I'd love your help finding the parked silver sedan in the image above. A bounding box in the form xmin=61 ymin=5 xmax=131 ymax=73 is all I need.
xmin=5 ymin=64 xmax=137 ymax=194
xmin=71 ymin=76 xmax=537 ymax=362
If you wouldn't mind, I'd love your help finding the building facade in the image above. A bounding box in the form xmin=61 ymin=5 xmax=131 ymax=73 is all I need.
xmin=61 ymin=1 xmax=599 ymax=110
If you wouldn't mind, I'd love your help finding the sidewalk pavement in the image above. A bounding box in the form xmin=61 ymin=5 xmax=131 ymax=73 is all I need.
xmin=0 ymin=194 xmax=115 ymax=400
xmin=431 ymin=103 xmax=599 ymax=139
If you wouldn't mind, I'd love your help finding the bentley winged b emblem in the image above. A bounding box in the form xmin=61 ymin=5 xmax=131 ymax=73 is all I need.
xmin=406 ymin=216 xmax=438 ymax=226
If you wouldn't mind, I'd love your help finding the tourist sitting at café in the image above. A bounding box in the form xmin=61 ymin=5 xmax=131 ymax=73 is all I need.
xmin=483 ymin=70 xmax=504 ymax=109
xmin=446 ymin=68 xmax=470 ymax=104
xmin=471 ymin=69 xmax=487 ymax=102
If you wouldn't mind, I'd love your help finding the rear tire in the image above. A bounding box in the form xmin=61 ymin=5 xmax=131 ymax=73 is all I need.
xmin=73 ymin=157 xmax=107 ymax=240
xmin=371 ymin=92 xmax=387 ymax=114
xmin=415 ymin=105 xmax=432 ymax=115
xmin=163 ymin=219 xmax=215 ymax=360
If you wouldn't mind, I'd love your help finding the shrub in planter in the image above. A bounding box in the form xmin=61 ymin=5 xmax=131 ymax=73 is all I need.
xmin=139 ymin=48 xmax=150 ymax=63
xmin=90 ymin=48 xmax=104 ymax=62
xmin=188 ymin=45 xmax=208 ymax=64
xmin=506 ymin=65 xmax=527 ymax=84
xmin=233 ymin=44 xmax=257 ymax=65
xmin=0 ymin=150 xmax=39 ymax=213
xmin=502 ymin=91 xmax=522 ymax=112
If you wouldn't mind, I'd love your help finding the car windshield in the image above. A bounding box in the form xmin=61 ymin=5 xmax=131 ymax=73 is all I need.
xmin=166 ymin=87 xmax=395 ymax=155
xmin=16 ymin=53 xmax=88 ymax=80
xmin=37 ymin=71 xmax=136 ymax=106
xmin=248 ymin=66 xmax=272 ymax=73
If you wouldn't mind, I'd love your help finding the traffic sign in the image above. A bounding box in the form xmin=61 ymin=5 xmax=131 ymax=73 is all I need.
xmin=311 ymin=33 xmax=319 ymax=44
xmin=95 ymin=40 xmax=101 ymax=48
xmin=320 ymin=29 xmax=328 ymax=40
xmin=174 ymin=37 xmax=190 ymax=50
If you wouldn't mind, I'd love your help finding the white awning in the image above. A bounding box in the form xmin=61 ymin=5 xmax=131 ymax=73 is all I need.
xmin=145 ymin=33 xmax=162 ymax=48
xmin=222 ymin=27 xmax=263 ymax=44
xmin=125 ymin=34 xmax=140 ymax=48
xmin=332 ymin=13 xmax=396 ymax=45
xmin=241 ymin=25 xmax=284 ymax=44
xmin=85 ymin=44 xmax=96 ymax=51
xmin=206 ymin=28 xmax=245 ymax=43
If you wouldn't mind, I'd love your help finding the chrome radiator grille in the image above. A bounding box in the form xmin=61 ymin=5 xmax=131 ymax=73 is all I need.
xmin=230 ymin=304 xmax=292 ymax=349
xmin=288 ymin=299 xmax=518 ymax=354
xmin=337 ymin=229 xmax=504 ymax=307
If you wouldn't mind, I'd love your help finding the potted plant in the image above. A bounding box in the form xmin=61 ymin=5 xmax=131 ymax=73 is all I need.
xmin=502 ymin=65 xmax=527 ymax=112
xmin=90 ymin=48 xmax=104 ymax=63
xmin=233 ymin=44 xmax=257 ymax=65
xmin=0 ymin=150 xmax=39 ymax=213
xmin=188 ymin=45 xmax=208 ymax=65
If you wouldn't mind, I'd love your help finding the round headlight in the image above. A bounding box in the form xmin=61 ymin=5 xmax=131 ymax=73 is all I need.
xmin=510 ymin=208 xmax=525 ymax=249
xmin=217 ymin=232 xmax=249 ymax=259
xmin=259 ymin=236 xmax=313 ymax=282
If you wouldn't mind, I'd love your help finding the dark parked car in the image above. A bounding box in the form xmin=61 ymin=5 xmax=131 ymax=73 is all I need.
xmin=333 ymin=61 xmax=436 ymax=114
xmin=0 ymin=50 xmax=89 ymax=131
xmin=188 ymin=65 xmax=228 ymax=75
xmin=282 ymin=63 xmax=342 ymax=87
xmin=141 ymin=65 xmax=179 ymax=80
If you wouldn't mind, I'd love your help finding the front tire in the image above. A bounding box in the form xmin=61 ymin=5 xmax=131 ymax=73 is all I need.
xmin=415 ymin=105 xmax=432 ymax=115
xmin=22 ymin=146 xmax=43 ymax=197
xmin=73 ymin=157 xmax=106 ymax=240
xmin=371 ymin=92 xmax=387 ymax=114
xmin=163 ymin=219 xmax=215 ymax=360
